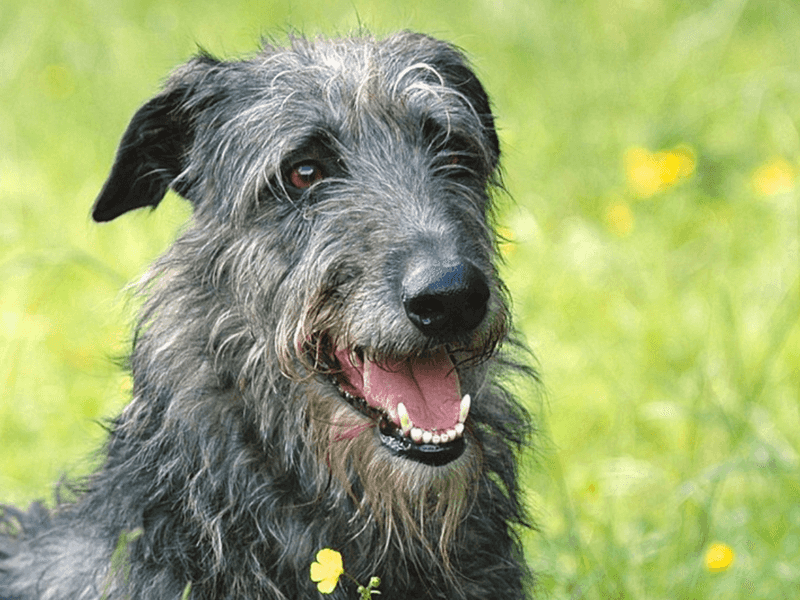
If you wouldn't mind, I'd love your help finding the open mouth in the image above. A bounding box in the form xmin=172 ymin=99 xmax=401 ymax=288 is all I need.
xmin=332 ymin=346 xmax=469 ymax=466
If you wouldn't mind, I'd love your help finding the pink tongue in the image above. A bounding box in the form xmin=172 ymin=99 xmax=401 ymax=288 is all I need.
xmin=335 ymin=347 xmax=461 ymax=432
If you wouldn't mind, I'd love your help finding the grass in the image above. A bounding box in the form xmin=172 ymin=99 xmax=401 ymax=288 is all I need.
xmin=1 ymin=0 xmax=798 ymax=598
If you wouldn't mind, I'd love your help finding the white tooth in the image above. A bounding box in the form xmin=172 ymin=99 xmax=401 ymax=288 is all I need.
xmin=454 ymin=423 xmax=465 ymax=437
xmin=446 ymin=428 xmax=456 ymax=441
xmin=397 ymin=402 xmax=412 ymax=435
xmin=422 ymin=430 xmax=433 ymax=444
xmin=459 ymin=394 xmax=471 ymax=424
xmin=432 ymin=433 xmax=441 ymax=444
xmin=411 ymin=428 xmax=423 ymax=443
xmin=439 ymin=432 xmax=450 ymax=444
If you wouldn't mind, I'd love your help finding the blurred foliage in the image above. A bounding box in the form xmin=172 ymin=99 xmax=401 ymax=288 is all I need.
xmin=1 ymin=0 xmax=798 ymax=598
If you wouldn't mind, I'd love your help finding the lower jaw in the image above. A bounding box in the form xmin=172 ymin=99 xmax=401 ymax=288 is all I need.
xmin=378 ymin=425 xmax=466 ymax=466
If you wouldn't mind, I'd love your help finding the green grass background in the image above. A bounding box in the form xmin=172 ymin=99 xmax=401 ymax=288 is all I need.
xmin=1 ymin=0 xmax=798 ymax=597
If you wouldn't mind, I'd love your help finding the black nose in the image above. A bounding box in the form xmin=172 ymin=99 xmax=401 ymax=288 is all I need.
xmin=402 ymin=261 xmax=490 ymax=336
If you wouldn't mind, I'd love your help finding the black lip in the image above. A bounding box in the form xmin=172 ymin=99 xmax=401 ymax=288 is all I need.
xmin=378 ymin=425 xmax=465 ymax=466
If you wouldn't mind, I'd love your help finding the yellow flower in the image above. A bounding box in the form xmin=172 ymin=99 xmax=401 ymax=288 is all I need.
xmin=705 ymin=542 xmax=735 ymax=573
xmin=625 ymin=145 xmax=695 ymax=197
xmin=310 ymin=548 xmax=344 ymax=594
xmin=625 ymin=147 xmax=661 ymax=197
xmin=496 ymin=225 xmax=516 ymax=257
xmin=604 ymin=201 xmax=634 ymax=237
xmin=752 ymin=158 xmax=795 ymax=196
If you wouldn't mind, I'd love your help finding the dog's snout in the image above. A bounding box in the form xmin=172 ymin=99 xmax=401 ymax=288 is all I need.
xmin=402 ymin=261 xmax=490 ymax=336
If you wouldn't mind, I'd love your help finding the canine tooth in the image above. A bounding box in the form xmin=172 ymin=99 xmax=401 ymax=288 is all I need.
xmin=458 ymin=394 xmax=471 ymax=424
xmin=410 ymin=428 xmax=423 ymax=443
xmin=422 ymin=430 xmax=433 ymax=444
xmin=397 ymin=402 xmax=412 ymax=435
xmin=454 ymin=423 xmax=465 ymax=437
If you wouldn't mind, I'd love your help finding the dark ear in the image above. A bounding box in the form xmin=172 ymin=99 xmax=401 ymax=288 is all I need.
xmin=438 ymin=55 xmax=500 ymax=169
xmin=92 ymin=89 xmax=193 ymax=222
xmin=393 ymin=32 xmax=500 ymax=167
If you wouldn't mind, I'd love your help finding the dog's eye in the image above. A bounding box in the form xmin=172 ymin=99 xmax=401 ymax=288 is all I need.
xmin=442 ymin=150 xmax=483 ymax=176
xmin=288 ymin=162 xmax=325 ymax=189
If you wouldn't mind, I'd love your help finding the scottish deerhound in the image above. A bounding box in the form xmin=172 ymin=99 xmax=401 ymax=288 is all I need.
xmin=0 ymin=31 xmax=534 ymax=599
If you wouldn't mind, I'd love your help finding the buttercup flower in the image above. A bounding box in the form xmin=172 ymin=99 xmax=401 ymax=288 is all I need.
xmin=625 ymin=145 xmax=695 ymax=197
xmin=705 ymin=542 xmax=735 ymax=572
xmin=604 ymin=201 xmax=634 ymax=236
xmin=752 ymin=157 xmax=795 ymax=196
xmin=310 ymin=548 xmax=344 ymax=594
xmin=310 ymin=549 xmax=382 ymax=598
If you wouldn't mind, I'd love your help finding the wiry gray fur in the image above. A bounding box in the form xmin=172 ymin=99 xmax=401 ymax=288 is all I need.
xmin=0 ymin=31 xmax=535 ymax=599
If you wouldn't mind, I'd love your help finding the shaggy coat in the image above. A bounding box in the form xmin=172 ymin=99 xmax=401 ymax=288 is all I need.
xmin=0 ymin=31 xmax=534 ymax=599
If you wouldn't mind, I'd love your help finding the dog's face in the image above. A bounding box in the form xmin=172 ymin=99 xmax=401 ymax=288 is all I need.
xmin=94 ymin=32 xmax=510 ymax=543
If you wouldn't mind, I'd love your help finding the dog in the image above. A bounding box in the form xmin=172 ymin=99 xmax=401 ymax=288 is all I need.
xmin=0 ymin=31 xmax=534 ymax=599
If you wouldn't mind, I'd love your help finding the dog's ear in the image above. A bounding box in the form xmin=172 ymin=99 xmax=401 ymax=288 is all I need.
xmin=92 ymin=89 xmax=192 ymax=222
xmin=435 ymin=50 xmax=501 ymax=170
xmin=92 ymin=54 xmax=224 ymax=223
xmin=392 ymin=32 xmax=501 ymax=171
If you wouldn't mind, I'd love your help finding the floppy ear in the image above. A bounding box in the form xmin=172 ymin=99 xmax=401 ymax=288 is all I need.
xmin=396 ymin=32 xmax=501 ymax=171
xmin=92 ymin=88 xmax=194 ymax=222
xmin=436 ymin=53 xmax=500 ymax=169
